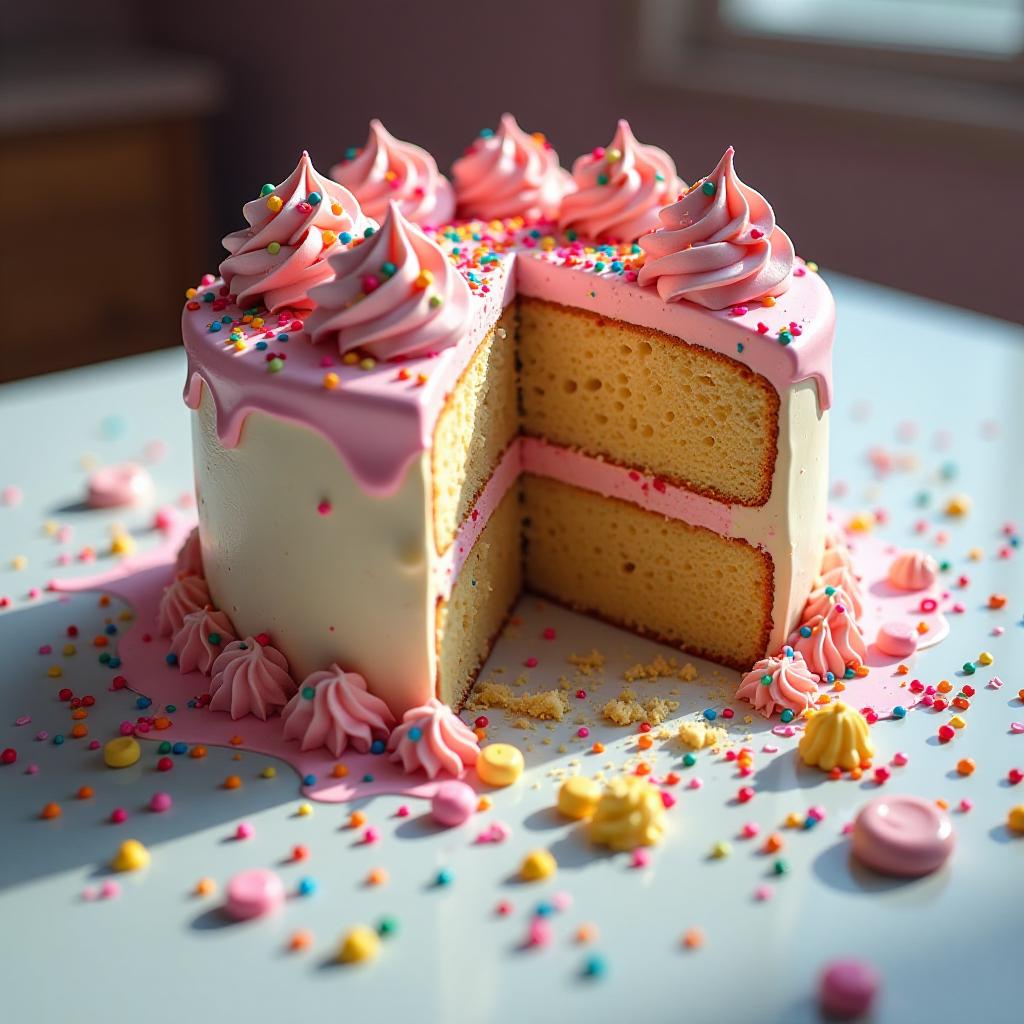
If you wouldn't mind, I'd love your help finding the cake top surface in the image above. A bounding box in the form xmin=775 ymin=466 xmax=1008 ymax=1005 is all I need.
xmin=183 ymin=120 xmax=835 ymax=494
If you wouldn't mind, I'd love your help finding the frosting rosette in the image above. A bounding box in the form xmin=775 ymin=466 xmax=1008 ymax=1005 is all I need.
xmin=790 ymin=603 xmax=867 ymax=681
xmin=281 ymin=664 xmax=395 ymax=757
xmin=887 ymin=549 xmax=939 ymax=592
xmin=170 ymin=608 xmax=236 ymax=675
xmin=331 ymin=119 xmax=455 ymax=227
xmin=736 ymin=648 xmax=820 ymax=719
xmin=821 ymin=526 xmax=855 ymax=574
xmin=559 ymin=119 xmax=683 ymax=243
xmin=452 ymin=113 xmax=572 ymax=222
xmin=174 ymin=526 xmax=203 ymax=579
xmin=798 ymin=701 xmax=875 ymax=773
xmin=815 ymin=564 xmax=865 ymax=618
xmin=305 ymin=200 xmax=471 ymax=360
xmin=219 ymin=151 xmax=374 ymax=313
xmin=158 ymin=574 xmax=211 ymax=637
xmin=208 ymin=637 xmax=296 ymax=720
xmin=638 ymin=147 xmax=795 ymax=310
xmin=387 ymin=697 xmax=480 ymax=778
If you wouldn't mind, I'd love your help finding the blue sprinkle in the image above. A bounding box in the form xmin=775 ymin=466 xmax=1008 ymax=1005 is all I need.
xmin=255 ymin=341 xmax=268 ymax=351
xmin=844 ymin=667 xmax=856 ymax=679
xmin=108 ymin=657 xmax=121 ymax=669
xmin=221 ymin=315 xmax=233 ymax=324
xmin=783 ymin=645 xmax=794 ymax=657
xmin=479 ymin=127 xmax=494 ymax=138
xmin=370 ymin=739 xmax=386 ymax=755
xmin=53 ymin=734 xmax=65 ymax=746
xmin=583 ymin=954 xmax=607 ymax=978
xmin=799 ymin=626 xmax=812 ymax=638
xmin=307 ymin=191 xmax=322 ymax=205
xmin=277 ymin=333 xmax=289 ymax=342
xmin=611 ymin=260 xmax=623 ymax=272
xmin=362 ymin=773 xmax=374 ymax=783
xmin=408 ymin=726 xmax=423 ymax=742
xmin=803 ymin=816 xmax=818 ymax=830
xmin=344 ymin=146 xmax=358 ymax=161
xmin=202 ymin=292 xmax=215 ymax=303
xmin=136 ymin=696 xmax=152 ymax=709
xmin=363 ymin=226 xmax=375 ymax=238
xmin=303 ymin=773 xmax=316 ymax=786
xmin=825 ymin=672 xmax=835 ymax=684
xmin=105 ymin=624 xmax=117 ymax=635
xmin=435 ymin=868 xmax=454 ymax=886
xmin=780 ymin=709 xmax=795 ymax=724
xmin=297 ymin=877 xmax=318 ymax=896
xmin=208 ymin=322 xmax=222 ymax=333
xmin=535 ymin=901 xmax=554 ymax=917
xmin=703 ymin=708 xmax=717 ymax=722
xmin=891 ymin=705 xmax=907 ymax=719
xmin=339 ymin=231 xmax=352 ymax=244
xmin=172 ymin=742 xmax=188 ymax=755
xmin=737 ymin=342 xmax=744 ymax=353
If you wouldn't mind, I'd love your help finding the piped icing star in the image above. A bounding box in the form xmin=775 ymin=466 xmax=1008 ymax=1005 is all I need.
xmin=789 ymin=603 xmax=868 ymax=681
xmin=170 ymin=608 xmax=236 ymax=675
xmin=219 ymin=151 xmax=375 ymax=313
xmin=208 ymin=636 xmax=296 ymax=720
xmin=158 ymin=574 xmax=211 ymax=637
xmin=387 ymin=697 xmax=480 ymax=778
xmin=735 ymin=647 xmax=820 ymax=719
xmin=638 ymin=147 xmax=795 ymax=309
xmin=559 ymin=119 xmax=683 ymax=243
xmin=174 ymin=526 xmax=203 ymax=579
xmin=331 ymin=120 xmax=456 ymax=227
xmin=452 ymin=113 xmax=573 ymax=222
xmin=887 ymin=549 xmax=939 ymax=591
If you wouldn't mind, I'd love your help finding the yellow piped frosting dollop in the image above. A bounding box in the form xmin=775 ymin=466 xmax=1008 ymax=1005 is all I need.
xmin=589 ymin=776 xmax=666 ymax=851
xmin=798 ymin=701 xmax=874 ymax=772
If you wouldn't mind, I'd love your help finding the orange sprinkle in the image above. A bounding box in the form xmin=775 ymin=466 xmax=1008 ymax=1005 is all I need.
xmin=349 ymin=811 xmax=366 ymax=828
xmin=764 ymin=833 xmax=784 ymax=853
xmin=682 ymin=928 xmax=705 ymax=949
xmin=828 ymin=766 xmax=842 ymax=780
xmin=477 ymin=796 xmax=493 ymax=812
xmin=289 ymin=929 xmax=314 ymax=952
xmin=575 ymin=923 xmax=598 ymax=944
xmin=637 ymin=735 xmax=653 ymax=750
xmin=664 ymin=772 xmax=681 ymax=786
xmin=832 ymin=680 xmax=846 ymax=692
xmin=93 ymin=635 xmax=108 ymax=648
xmin=223 ymin=775 xmax=242 ymax=790
xmin=153 ymin=717 xmax=171 ymax=730
xmin=916 ymin=622 xmax=930 ymax=634
xmin=76 ymin=786 xmax=94 ymax=800
xmin=190 ymin=745 xmax=207 ymax=758
xmin=367 ymin=867 xmax=388 ymax=886
xmin=98 ymin=595 xmax=111 ymax=607
xmin=635 ymin=762 xmax=651 ymax=776
xmin=897 ymin=664 xmax=909 ymax=675
xmin=70 ymin=724 xmax=87 ymax=739
xmin=850 ymin=767 xmax=863 ymax=780
xmin=591 ymin=742 xmax=605 ymax=754
xmin=474 ymin=728 xmax=487 ymax=742
xmin=40 ymin=802 xmax=61 ymax=820
xmin=331 ymin=763 xmax=349 ymax=778
xmin=195 ymin=877 xmax=216 ymax=896
xmin=956 ymin=758 xmax=976 ymax=776
xmin=229 ymin=735 xmax=244 ymax=746
xmin=71 ymin=708 xmax=87 ymax=720
xmin=988 ymin=593 xmax=1008 ymax=609
xmin=937 ymin=680 xmax=953 ymax=694
xmin=936 ymin=798 xmax=949 ymax=810
xmin=855 ymin=665 xmax=869 ymax=678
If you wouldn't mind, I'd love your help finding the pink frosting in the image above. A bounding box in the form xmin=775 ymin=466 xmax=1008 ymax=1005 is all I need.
xmin=174 ymin=526 xmax=203 ymax=578
xmin=816 ymin=564 xmax=865 ymax=617
xmin=559 ymin=119 xmax=683 ymax=243
xmin=736 ymin=649 xmax=820 ymax=719
xmin=331 ymin=119 xmax=455 ymax=227
xmin=638 ymin=147 xmax=795 ymax=310
xmin=387 ymin=697 xmax=480 ymax=778
xmin=790 ymin=604 xmax=868 ymax=680
xmin=282 ymin=667 xmax=393 ymax=757
xmin=219 ymin=151 xmax=374 ymax=313
xmin=170 ymin=608 xmax=236 ymax=675
xmin=821 ymin=524 xmax=854 ymax=573
xmin=887 ymin=549 xmax=939 ymax=591
xmin=281 ymin=664 xmax=394 ymax=756
xmin=305 ymin=201 xmax=471 ymax=361
xmin=804 ymin=577 xmax=864 ymax=623
xmin=208 ymin=637 xmax=296 ymax=720
xmin=157 ymin=574 xmax=211 ymax=637
xmin=452 ymin=113 xmax=572 ymax=222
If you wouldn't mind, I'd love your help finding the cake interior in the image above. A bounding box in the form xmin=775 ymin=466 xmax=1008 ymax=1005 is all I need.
xmin=434 ymin=296 xmax=783 ymax=701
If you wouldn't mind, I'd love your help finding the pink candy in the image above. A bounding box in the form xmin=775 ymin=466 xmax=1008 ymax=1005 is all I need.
xmin=224 ymin=868 xmax=284 ymax=920
xmin=431 ymin=780 xmax=476 ymax=827
xmin=630 ymin=848 xmax=651 ymax=868
xmin=149 ymin=792 xmax=172 ymax=813
xmin=235 ymin=821 xmax=254 ymax=840
xmin=527 ymin=919 xmax=553 ymax=948
xmin=819 ymin=959 xmax=880 ymax=1019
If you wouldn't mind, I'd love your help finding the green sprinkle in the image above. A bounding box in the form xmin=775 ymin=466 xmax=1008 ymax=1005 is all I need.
xmin=377 ymin=915 xmax=399 ymax=937
xmin=260 ymin=184 xmax=275 ymax=197
xmin=701 ymin=180 xmax=716 ymax=196
xmin=380 ymin=261 xmax=397 ymax=278
xmin=267 ymin=241 xmax=281 ymax=255
xmin=208 ymin=633 xmax=221 ymax=645
xmin=683 ymin=752 xmax=697 ymax=767
xmin=761 ymin=674 xmax=773 ymax=686
xmin=772 ymin=858 xmax=790 ymax=876
xmin=596 ymin=173 xmax=609 ymax=186
xmin=780 ymin=709 xmax=795 ymax=724
xmin=428 ymin=295 xmax=443 ymax=309
xmin=302 ymin=686 xmax=316 ymax=700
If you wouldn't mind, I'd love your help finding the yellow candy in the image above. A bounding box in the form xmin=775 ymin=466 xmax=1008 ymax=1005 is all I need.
xmin=798 ymin=702 xmax=874 ymax=772
xmin=104 ymin=736 xmax=141 ymax=769
xmin=557 ymin=777 xmax=601 ymax=820
xmin=944 ymin=494 xmax=971 ymax=517
xmin=1008 ymin=805 xmax=1024 ymax=834
xmin=949 ymin=715 xmax=966 ymax=730
xmin=711 ymin=840 xmax=732 ymax=859
xmin=266 ymin=195 xmax=283 ymax=213
xmin=261 ymin=766 xmax=277 ymax=779
xmin=337 ymin=925 xmax=380 ymax=963
xmin=476 ymin=743 xmax=525 ymax=787
xmin=977 ymin=651 xmax=993 ymax=666
xmin=589 ymin=776 xmax=666 ymax=851
xmin=322 ymin=372 xmax=340 ymax=390
xmin=111 ymin=839 xmax=150 ymax=872
xmin=110 ymin=533 xmax=136 ymax=556
xmin=297 ymin=802 xmax=313 ymax=817
xmin=520 ymin=848 xmax=557 ymax=882
xmin=47 ymin=666 xmax=62 ymax=678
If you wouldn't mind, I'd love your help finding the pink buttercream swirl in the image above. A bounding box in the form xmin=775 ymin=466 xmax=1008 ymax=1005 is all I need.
xmin=735 ymin=649 xmax=820 ymax=719
xmin=638 ymin=147 xmax=795 ymax=310
xmin=887 ymin=549 xmax=939 ymax=592
xmin=208 ymin=637 xmax=296 ymax=720
xmin=816 ymin=565 xmax=865 ymax=617
xmin=452 ymin=113 xmax=573 ymax=222
xmin=789 ymin=604 xmax=867 ymax=681
xmin=331 ymin=119 xmax=455 ymax=227
xmin=387 ymin=697 xmax=480 ymax=779
xmin=804 ymin=573 xmax=864 ymax=623
xmin=158 ymin=574 xmax=211 ymax=637
xmin=170 ymin=608 xmax=236 ymax=675
xmin=559 ymin=119 xmax=683 ymax=243
xmin=305 ymin=200 xmax=471 ymax=360
xmin=174 ymin=526 xmax=203 ymax=579
xmin=281 ymin=664 xmax=395 ymax=757
xmin=219 ymin=151 xmax=374 ymax=313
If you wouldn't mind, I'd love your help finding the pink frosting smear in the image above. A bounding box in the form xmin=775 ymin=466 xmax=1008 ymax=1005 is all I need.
xmin=638 ymin=147 xmax=795 ymax=310
xmin=735 ymin=650 xmax=820 ymax=719
xmin=887 ymin=549 xmax=939 ymax=591
xmin=157 ymin=574 xmax=210 ymax=637
xmin=331 ymin=119 xmax=456 ymax=227
xmin=170 ymin=608 xmax=236 ymax=675
xmin=219 ymin=151 xmax=374 ymax=313
xmin=174 ymin=526 xmax=203 ymax=578
xmin=790 ymin=603 xmax=868 ymax=679
xmin=208 ymin=637 xmax=297 ymax=720
xmin=452 ymin=113 xmax=573 ymax=222
xmin=305 ymin=200 xmax=472 ymax=361
xmin=387 ymin=697 xmax=481 ymax=779
xmin=559 ymin=119 xmax=683 ymax=243
xmin=281 ymin=665 xmax=395 ymax=757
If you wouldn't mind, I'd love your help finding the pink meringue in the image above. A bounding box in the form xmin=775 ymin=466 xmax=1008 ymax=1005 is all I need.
xmin=790 ymin=604 xmax=868 ymax=680
xmin=387 ymin=697 xmax=480 ymax=778
xmin=887 ymin=549 xmax=939 ymax=591
xmin=331 ymin=119 xmax=455 ymax=227
xmin=452 ymin=113 xmax=572 ymax=222
xmin=208 ymin=637 xmax=296 ymax=720
xmin=170 ymin=608 xmax=236 ymax=675
xmin=736 ymin=649 xmax=820 ymax=719
xmin=174 ymin=526 xmax=203 ymax=579
xmin=281 ymin=665 xmax=394 ymax=757
xmin=157 ymin=574 xmax=211 ymax=637
xmin=559 ymin=119 xmax=683 ymax=243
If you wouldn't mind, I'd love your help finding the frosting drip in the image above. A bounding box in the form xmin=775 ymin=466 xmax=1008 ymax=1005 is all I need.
xmin=174 ymin=526 xmax=203 ymax=578
xmin=306 ymin=201 xmax=471 ymax=360
xmin=452 ymin=113 xmax=572 ymax=222
xmin=887 ymin=549 xmax=939 ymax=591
xmin=559 ymin=119 xmax=683 ymax=243
xmin=281 ymin=665 xmax=395 ymax=757
xmin=638 ymin=147 xmax=795 ymax=310
xmin=170 ymin=608 xmax=236 ymax=675
xmin=158 ymin=574 xmax=211 ymax=637
xmin=790 ymin=604 xmax=867 ymax=680
xmin=735 ymin=649 xmax=820 ymax=719
xmin=208 ymin=637 xmax=296 ymax=720
xmin=331 ymin=120 xmax=455 ymax=227
xmin=219 ymin=151 xmax=373 ymax=313
xmin=387 ymin=697 xmax=480 ymax=778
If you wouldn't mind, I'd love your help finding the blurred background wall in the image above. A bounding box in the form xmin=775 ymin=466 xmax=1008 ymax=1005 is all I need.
xmin=2 ymin=0 xmax=1022 ymax=380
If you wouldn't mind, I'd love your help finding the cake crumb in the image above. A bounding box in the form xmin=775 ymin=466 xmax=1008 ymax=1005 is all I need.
xmin=469 ymin=682 xmax=569 ymax=721
xmin=678 ymin=720 xmax=727 ymax=750
xmin=568 ymin=649 xmax=605 ymax=675
xmin=623 ymin=655 xmax=699 ymax=683
xmin=601 ymin=688 xmax=679 ymax=726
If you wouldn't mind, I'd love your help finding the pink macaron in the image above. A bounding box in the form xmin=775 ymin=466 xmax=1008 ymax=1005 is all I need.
xmin=223 ymin=868 xmax=285 ymax=920
xmin=852 ymin=795 xmax=954 ymax=877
